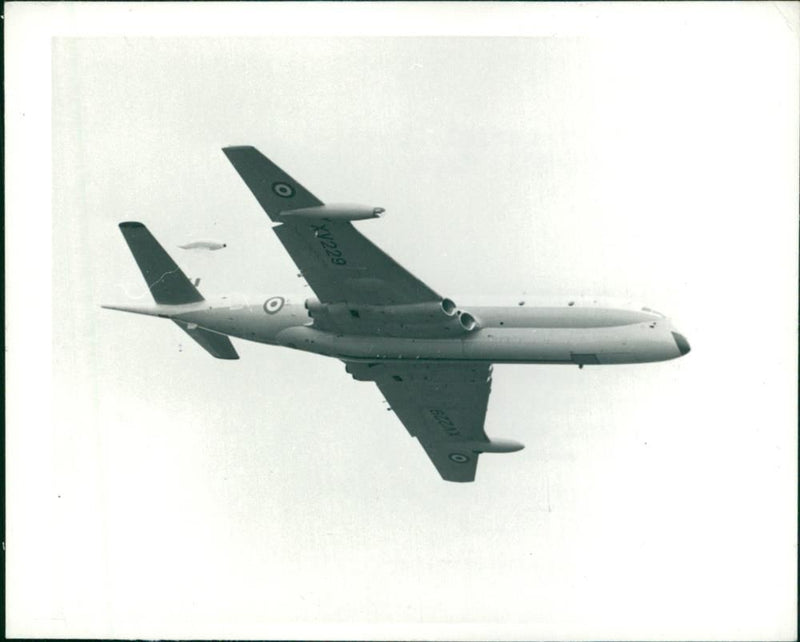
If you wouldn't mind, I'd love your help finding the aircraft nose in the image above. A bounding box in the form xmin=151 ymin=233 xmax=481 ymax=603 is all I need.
xmin=671 ymin=331 xmax=691 ymax=356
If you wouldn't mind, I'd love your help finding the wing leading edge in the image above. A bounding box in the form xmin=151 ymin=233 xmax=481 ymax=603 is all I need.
xmin=223 ymin=146 xmax=440 ymax=306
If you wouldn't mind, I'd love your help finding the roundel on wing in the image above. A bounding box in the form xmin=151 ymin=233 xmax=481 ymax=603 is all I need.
xmin=263 ymin=296 xmax=285 ymax=314
xmin=272 ymin=182 xmax=295 ymax=198
xmin=448 ymin=453 xmax=470 ymax=464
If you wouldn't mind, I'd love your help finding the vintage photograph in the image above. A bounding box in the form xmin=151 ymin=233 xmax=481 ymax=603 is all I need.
xmin=6 ymin=3 xmax=798 ymax=640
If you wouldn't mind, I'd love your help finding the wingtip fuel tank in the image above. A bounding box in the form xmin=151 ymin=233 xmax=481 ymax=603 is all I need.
xmin=471 ymin=438 xmax=525 ymax=454
xmin=279 ymin=203 xmax=385 ymax=222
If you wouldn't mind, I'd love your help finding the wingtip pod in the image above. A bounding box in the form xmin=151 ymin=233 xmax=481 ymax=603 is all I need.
xmin=279 ymin=203 xmax=385 ymax=222
xmin=472 ymin=439 xmax=525 ymax=454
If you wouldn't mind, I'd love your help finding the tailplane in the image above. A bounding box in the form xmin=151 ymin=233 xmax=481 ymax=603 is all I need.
xmin=173 ymin=320 xmax=239 ymax=359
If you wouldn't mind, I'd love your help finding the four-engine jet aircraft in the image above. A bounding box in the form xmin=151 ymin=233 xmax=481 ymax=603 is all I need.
xmin=104 ymin=146 xmax=691 ymax=482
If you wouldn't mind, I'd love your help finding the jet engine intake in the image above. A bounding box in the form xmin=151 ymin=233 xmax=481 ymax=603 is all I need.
xmin=441 ymin=298 xmax=457 ymax=316
xmin=459 ymin=311 xmax=479 ymax=332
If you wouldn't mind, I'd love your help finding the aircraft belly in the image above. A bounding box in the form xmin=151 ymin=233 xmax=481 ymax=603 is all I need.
xmin=463 ymin=330 xmax=572 ymax=362
xmin=272 ymin=323 xmax=680 ymax=364
xmin=275 ymin=326 xmax=467 ymax=360
xmin=465 ymin=326 xmax=677 ymax=364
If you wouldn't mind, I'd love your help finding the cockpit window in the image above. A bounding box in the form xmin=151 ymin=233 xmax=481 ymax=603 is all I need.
xmin=641 ymin=307 xmax=666 ymax=318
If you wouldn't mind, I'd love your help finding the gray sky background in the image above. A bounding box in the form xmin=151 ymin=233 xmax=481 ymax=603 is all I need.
xmin=6 ymin=3 xmax=798 ymax=640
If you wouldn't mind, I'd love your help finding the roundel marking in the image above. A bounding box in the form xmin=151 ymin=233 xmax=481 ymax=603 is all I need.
xmin=272 ymin=182 xmax=295 ymax=198
xmin=263 ymin=296 xmax=285 ymax=314
xmin=448 ymin=453 xmax=470 ymax=464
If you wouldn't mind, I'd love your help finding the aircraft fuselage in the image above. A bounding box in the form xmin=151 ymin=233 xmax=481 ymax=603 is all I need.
xmin=106 ymin=295 xmax=690 ymax=366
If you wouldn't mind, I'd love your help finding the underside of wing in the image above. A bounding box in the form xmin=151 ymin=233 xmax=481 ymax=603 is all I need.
xmin=273 ymin=221 xmax=440 ymax=305
xmin=223 ymin=146 xmax=441 ymax=306
xmin=346 ymin=361 xmax=523 ymax=482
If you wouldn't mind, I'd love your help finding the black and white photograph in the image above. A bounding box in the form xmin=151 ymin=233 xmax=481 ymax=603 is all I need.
xmin=5 ymin=2 xmax=798 ymax=640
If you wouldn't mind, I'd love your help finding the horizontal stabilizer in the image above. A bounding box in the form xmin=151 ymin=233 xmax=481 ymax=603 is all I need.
xmin=173 ymin=320 xmax=239 ymax=359
xmin=119 ymin=222 xmax=204 ymax=305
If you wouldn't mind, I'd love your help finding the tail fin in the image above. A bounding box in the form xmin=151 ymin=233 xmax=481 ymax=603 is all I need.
xmin=118 ymin=222 xmax=204 ymax=304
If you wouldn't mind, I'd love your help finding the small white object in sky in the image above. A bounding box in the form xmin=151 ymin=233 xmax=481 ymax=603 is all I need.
xmin=178 ymin=240 xmax=227 ymax=250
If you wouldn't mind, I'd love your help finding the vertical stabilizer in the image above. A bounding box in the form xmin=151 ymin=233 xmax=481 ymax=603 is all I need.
xmin=118 ymin=222 xmax=204 ymax=304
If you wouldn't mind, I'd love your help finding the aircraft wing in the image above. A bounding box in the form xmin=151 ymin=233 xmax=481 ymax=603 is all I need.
xmin=223 ymin=146 xmax=441 ymax=306
xmin=345 ymin=361 xmax=498 ymax=482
